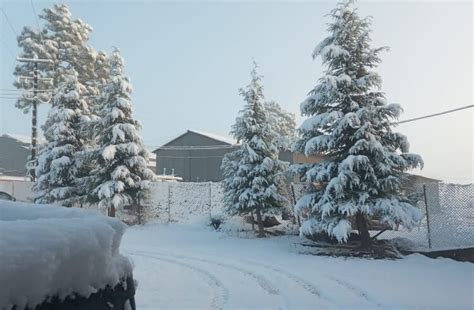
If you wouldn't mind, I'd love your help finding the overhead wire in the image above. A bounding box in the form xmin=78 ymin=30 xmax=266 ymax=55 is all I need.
xmin=29 ymin=0 xmax=44 ymax=42
xmin=394 ymin=105 xmax=473 ymax=125
xmin=1 ymin=7 xmax=18 ymax=37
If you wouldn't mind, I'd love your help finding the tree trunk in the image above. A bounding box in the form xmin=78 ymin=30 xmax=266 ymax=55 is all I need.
xmin=356 ymin=211 xmax=370 ymax=248
xmin=250 ymin=210 xmax=255 ymax=231
xmin=109 ymin=206 xmax=116 ymax=218
xmin=255 ymin=206 xmax=265 ymax=238
xmin=136 ymin=197 xmax=142 ymax=225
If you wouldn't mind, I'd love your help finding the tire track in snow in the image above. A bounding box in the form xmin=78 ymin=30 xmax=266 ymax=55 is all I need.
xmin=243 ymin=258 xmax=381 ymax=307
xmin=130 ymin=251 xmax=229 ymax=310
xmin=132 ymin=250 xmax=291 ymax=310
xmin=324 ymin=275 xmax=382 ymax=307
xmin=136 ymin=250 xmax=280 ymax=296
xmin=241 ymin=258 xmax=336 ymax=305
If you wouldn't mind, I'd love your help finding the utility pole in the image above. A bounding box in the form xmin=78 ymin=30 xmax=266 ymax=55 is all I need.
xmin=16 ymin=56 xmax=52 ymax=181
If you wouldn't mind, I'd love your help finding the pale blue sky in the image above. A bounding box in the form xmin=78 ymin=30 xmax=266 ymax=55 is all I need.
xmin=0 ymin=0 xmax=472 ymax=183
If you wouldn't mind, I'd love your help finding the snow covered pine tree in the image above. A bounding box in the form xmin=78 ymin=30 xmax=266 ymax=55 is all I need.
xmin=34 ymin=69 xmax=91 ymax=207
xmin=40 ymin=4 xmax=109 ymax=130
xmin=13 ymin=26 xmax=55 ymax=114
xmin=264 ymin=101 xmax=297 ymax=151
xmin=90 ymin=49 xmax=154 ymax=220
xmin=13 ymin=4 xmax=108 ymax=181
xmin=293 ymin=0 xmax=423 ymax=248
xmin=13 ymin=26 xmax=56 ymax=179
xmin=222 ymin=63 xmax=288 ymax=237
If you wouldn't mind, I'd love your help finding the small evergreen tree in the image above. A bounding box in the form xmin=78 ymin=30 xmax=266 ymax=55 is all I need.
xmin=293 ymin=0 xmax=423 ymax=247
xmin=34 ymin=69 xmax=90 ymax=207
xmin=264 ymin=101 xmax=297 ymax=151
xmin=90 ymin=49 xmax=154 ymax=219
xmin=222 ymin=63 xmax=288 ymax=237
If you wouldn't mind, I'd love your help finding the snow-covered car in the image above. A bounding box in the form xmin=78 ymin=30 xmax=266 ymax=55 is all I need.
xmin=0 ymin=191 xmax=16 ymax=201
xmin=0 ymin=200 xmax=136 ymax=310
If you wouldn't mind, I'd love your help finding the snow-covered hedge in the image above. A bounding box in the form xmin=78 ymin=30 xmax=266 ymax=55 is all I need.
xmin=0 ymin=201 xmax=132 ymax=309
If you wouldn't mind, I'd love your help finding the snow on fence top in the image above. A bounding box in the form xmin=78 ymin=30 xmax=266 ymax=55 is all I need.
xmin=0 ymin=201 xmax=132 ymax=310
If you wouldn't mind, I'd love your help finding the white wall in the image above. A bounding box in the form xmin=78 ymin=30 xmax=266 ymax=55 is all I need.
xmin=0 ymin=180 xmax=34 ymax=202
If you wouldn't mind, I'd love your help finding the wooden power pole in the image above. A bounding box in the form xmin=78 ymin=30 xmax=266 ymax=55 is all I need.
xmin=16 ymin=56 xmax=52 ymax=181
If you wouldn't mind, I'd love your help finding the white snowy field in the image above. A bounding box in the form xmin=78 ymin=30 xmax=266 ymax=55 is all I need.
xmin=122 ymin=223 xmax=473 ymax=310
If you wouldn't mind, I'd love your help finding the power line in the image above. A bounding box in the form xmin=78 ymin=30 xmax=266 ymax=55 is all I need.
xmin=29 ymin=0 xmax=44 ymax=42
xmin=157 ymin=145 xmax=237 ymax=150
xmin=1 ymin=8 xmax=18 ymax=38
xmin=156 ymin=155 xmax=230 ymax=159
xmin=395 ymin=105 xmax=474 ymax=125
xmin=0 ymin=88 xmax=53 ymax=92
xmin=1 ymin=38 xmax=16 ymax=58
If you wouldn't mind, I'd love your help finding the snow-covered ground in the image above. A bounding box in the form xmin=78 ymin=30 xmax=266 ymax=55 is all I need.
xmin=122 ymin=223 xmax=473 ymax=309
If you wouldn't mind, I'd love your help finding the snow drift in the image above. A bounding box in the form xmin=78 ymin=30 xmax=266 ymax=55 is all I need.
xmin=0 ymin=201 xmax=132 ymax=309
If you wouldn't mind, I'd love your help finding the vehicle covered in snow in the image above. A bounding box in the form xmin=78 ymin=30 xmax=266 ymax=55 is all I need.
xmin=0 ymin=191 xmax=16 ymax=201
xmin=0 ymin=201 xmax=135 ymax=310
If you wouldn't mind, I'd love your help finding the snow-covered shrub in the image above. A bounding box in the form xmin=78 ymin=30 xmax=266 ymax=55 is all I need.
xmin=208 ymin=213 xmax=226 ymax=230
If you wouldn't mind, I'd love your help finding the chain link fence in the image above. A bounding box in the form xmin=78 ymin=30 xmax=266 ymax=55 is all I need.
xmin=145 ymin=181 xmax=473 ymax=250
xmin=290 ymin=182 xmax=474 ymax=250
xmin=146 ymin=182 xmax=224 ymax=223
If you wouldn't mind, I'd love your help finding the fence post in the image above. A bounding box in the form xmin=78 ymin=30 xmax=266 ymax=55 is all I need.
xmin=209 ymin=182 xmax=212 ymax=217
xmin=290 ymin=183 xmax=301 ymax=227
xmin=423 ymin=184 xmax=432 ymax=249
xmin=167 ymin=183 xmax=171 ymax=223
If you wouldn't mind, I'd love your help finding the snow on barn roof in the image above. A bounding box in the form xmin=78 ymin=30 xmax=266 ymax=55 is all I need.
xmin=153 ymin=130 xmax=237 ymax=152
xmin=1 ymin=133 xmax=46 ymax=145
xmin=2 ymin=133 xmax=31 ymax=145
xmin=188 ymin=130 xmax=236 ymax=145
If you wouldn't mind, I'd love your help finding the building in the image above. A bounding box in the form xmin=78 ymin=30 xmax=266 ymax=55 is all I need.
xmin=0 ymin=134 xmax=32 ymax=177
xmin=147 ymin=151 xmax=156 ymax=171
xmin=153 ymin=129 xmax=326 ymax=182
xmin=153 ymin=130 xmax=239 ymax=182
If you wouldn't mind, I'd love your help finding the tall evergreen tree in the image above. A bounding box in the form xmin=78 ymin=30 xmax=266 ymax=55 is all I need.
xmin=13 ymin=4 xmax=93 ymax=109
xmin=13 ymin=26 xmax=56 ymax=179
xmin=293 ymin=1 xmax=423 ymax=247
xmin=34 ymin=69 xmax=90 ymax=207
xmin=264 ymin=101 xmax=297 ymax=151
xmin=13 ymin=4 xmax=108 ymax=181
xmin=40 ymin=4 xmax=108 ymax=110
xmin=13 ymin=26 xmax=56 ymax=113
xmin=222 ymin=63 xmax=288 ymax=237
xmin=90 ymin=49 xmax=154 ymax=219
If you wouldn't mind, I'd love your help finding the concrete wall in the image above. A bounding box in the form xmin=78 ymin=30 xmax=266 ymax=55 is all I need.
xmin=0 ymin=179 xmax=34 ymax=201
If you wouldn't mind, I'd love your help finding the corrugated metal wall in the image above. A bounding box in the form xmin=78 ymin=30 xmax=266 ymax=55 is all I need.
xmin=154 ymin=132 xmax=239 ymax=182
